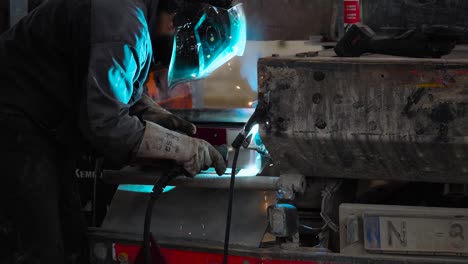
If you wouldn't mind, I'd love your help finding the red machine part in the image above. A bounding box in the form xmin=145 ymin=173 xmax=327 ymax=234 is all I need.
xmin=194 ymin=127 xmax=227 ymax=146
xmin=113 ymin=243 xmax=344 ymax=264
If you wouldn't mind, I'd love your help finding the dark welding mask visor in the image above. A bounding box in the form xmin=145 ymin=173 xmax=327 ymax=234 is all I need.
xmin=168 ymin=3 xmax=246 ymax=88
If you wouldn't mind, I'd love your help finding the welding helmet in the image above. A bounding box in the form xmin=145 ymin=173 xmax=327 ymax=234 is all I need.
xmin=167 ymin=2 xmax=246 ymax=88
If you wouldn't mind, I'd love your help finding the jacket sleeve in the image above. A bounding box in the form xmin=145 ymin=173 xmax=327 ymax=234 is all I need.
xmin=79 ymin=42 xmax=146 ymax=164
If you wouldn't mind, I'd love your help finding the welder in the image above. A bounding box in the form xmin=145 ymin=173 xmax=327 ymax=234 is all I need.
xmin=0 ymin=0 xmax=246 ymax=262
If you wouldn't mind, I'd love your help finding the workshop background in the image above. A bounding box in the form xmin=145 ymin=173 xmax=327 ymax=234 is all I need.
xmin=2 ymin=0 xmax=468 ymax=226
xmin=3 ymin=1 xmax=468 ymax=263
xmin=0 ymin=0 xmax=339 ymax=226
xmin=3 ymin=1 xmax=468 ymax=109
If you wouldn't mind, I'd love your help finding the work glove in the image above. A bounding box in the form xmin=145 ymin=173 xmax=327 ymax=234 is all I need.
xmin=131 ymin=94 xmax=196 ymax=135
xmin=133 ymin=121 xmax=227 ymax=177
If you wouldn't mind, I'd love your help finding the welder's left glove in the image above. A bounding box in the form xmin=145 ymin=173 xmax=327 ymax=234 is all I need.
xmin=130 ymin=94 xmax=196 ymax=135
xmin=132 ymin=121 xmax=227 ymax=177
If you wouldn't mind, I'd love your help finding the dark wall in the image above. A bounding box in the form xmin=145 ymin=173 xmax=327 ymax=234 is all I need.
xmin=2 ymin=0 xmax=337 ymax=40
xmin=0 ymin=0 xmax=45 ymax=34
xmin=362 ymin=0 xmax=468 ymax=35
xmin=28 ymin=0 xmax=44 ymax=11
xmin=0 ymin=0 xmax=8 ymax=34
xmin=243 ymin=0 xmax=468 ymax=41
xmin=7 ymin=0 xmax=468 ymax=41
xmin=242 ymin=0 xmax=338 ymax=40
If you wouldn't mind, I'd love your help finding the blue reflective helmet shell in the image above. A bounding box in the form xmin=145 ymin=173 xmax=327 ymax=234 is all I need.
xmin=168 ymin=3 xmax=246 ymax=89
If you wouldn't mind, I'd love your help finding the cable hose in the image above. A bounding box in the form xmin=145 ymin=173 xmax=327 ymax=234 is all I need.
xmin=222 ymin=147 xmax=240 ymax=264
xmin=141 ymin=146 xmax=241 ymax=264
xmin=143 ymin=192 xmax=159 ymax=264
xmin=144 ymin=170 xmax=179 ymax=264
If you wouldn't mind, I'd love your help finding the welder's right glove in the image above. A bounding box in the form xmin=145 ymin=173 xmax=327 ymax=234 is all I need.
xmin=133 ymin=121 xmax=227 ymax=177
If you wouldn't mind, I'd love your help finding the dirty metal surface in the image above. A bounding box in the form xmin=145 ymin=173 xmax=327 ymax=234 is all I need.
xmin=259 ymin=56 xmax=468 ymax=183
xmin=101 ymin=188 xmax=276 ymax=248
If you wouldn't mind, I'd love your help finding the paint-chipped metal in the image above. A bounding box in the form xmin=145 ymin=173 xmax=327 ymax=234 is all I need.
xmin=259 ymin=56 xmax=468 ymax=183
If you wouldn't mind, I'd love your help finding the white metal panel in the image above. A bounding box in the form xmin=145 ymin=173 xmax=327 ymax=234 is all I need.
xmin=340 ymin=203 xmax=468 ymax=257
xmin=364 ymin=215 xmax=468 ymax=255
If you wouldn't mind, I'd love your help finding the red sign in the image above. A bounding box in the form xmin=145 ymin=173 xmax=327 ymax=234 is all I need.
xmin=344 ymin=0 xmax=360 ymax=24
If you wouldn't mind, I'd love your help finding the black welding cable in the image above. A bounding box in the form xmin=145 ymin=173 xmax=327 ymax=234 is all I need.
xmin=144 ymin=170 xmax=178 ymax=264
xmin=143 ymin=190 xmax=158 ymax=264
xmin=222 ymin=104 xmax=266 ymax=263
xmin=222 ymin=147 xmax=240 ymax=264
xmin=143 ymin=179 xmax=168 ymax=264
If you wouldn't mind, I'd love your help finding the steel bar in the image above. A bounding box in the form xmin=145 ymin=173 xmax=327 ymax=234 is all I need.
xmin=103 ymin=166 xmax=279 ymax=190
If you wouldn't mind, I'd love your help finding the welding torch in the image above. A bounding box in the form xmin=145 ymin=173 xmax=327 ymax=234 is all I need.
xmin=141 ymin=101 xmax=268 ymax=264
xmin=222 ymin=100 xmax=268 ymax=264
xmin=231 ymin=100 xmax=268 ymax=149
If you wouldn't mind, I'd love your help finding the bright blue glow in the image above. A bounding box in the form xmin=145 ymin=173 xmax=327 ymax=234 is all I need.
xmin=247 ymin=123 xmax=264 ymax=149
xmin=197 ymin=4 xmax=247 ymax=78
xmin=108 ymin=45 xmax=137 ymax=104
xmin=200 ymin=166 xmax=259 ymax=177
xmin=249 ymin=124 xmax=259 ymax=139
xmin=167 ymin=36 xmax=177 ymax=88
xmin=118 ymin=185 xmax=176 ymax=193
xmin=194 ymin=14 xmax=208 ymax=72
xmin=276 ymin=203 xmax=297 ymax=209
xmin=240 ymin=48 xmax=262 ymax=92
xmin=254 ymin=132 xmax=263 ymax=147
xmin=108 ymin=8 xmax=151 ymax=104
xmin=163 ymin=186 xmax=176 ymax=192
xmin=168 ymin=4 xmax=247 ymax=88
xmin=236 ymin=165 xmax=261 ymax=177
xmin=200 ymin=167 xmax=227 ymax=174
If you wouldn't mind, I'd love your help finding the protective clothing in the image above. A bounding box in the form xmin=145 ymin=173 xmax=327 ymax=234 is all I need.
xmin=0 ymin=0 xmax=223 ymax=262
xmin=134 ymin=121 xmax=227 ymax=176
xmin=0 ymin=108 xmax=87 ymax=263
xmin=0 ymin=0 xmax=159 ymax=165
xmin=168 ymin=2 xmax=246 ymax=88
xmin=130 ymin=94 xmax=197 ymax=135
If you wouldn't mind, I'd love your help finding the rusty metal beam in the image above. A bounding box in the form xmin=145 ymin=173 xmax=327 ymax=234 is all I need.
xmin=258 ymin=55 xmax=468 ymax=183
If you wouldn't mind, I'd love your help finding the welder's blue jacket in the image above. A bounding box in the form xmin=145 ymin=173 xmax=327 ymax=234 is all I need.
xmin=0 ymin=0 xmax=159 ymax=165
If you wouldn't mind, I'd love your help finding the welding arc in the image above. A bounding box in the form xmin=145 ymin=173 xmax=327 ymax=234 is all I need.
xmin=222 ymin=147 xmax=240 ymax=264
